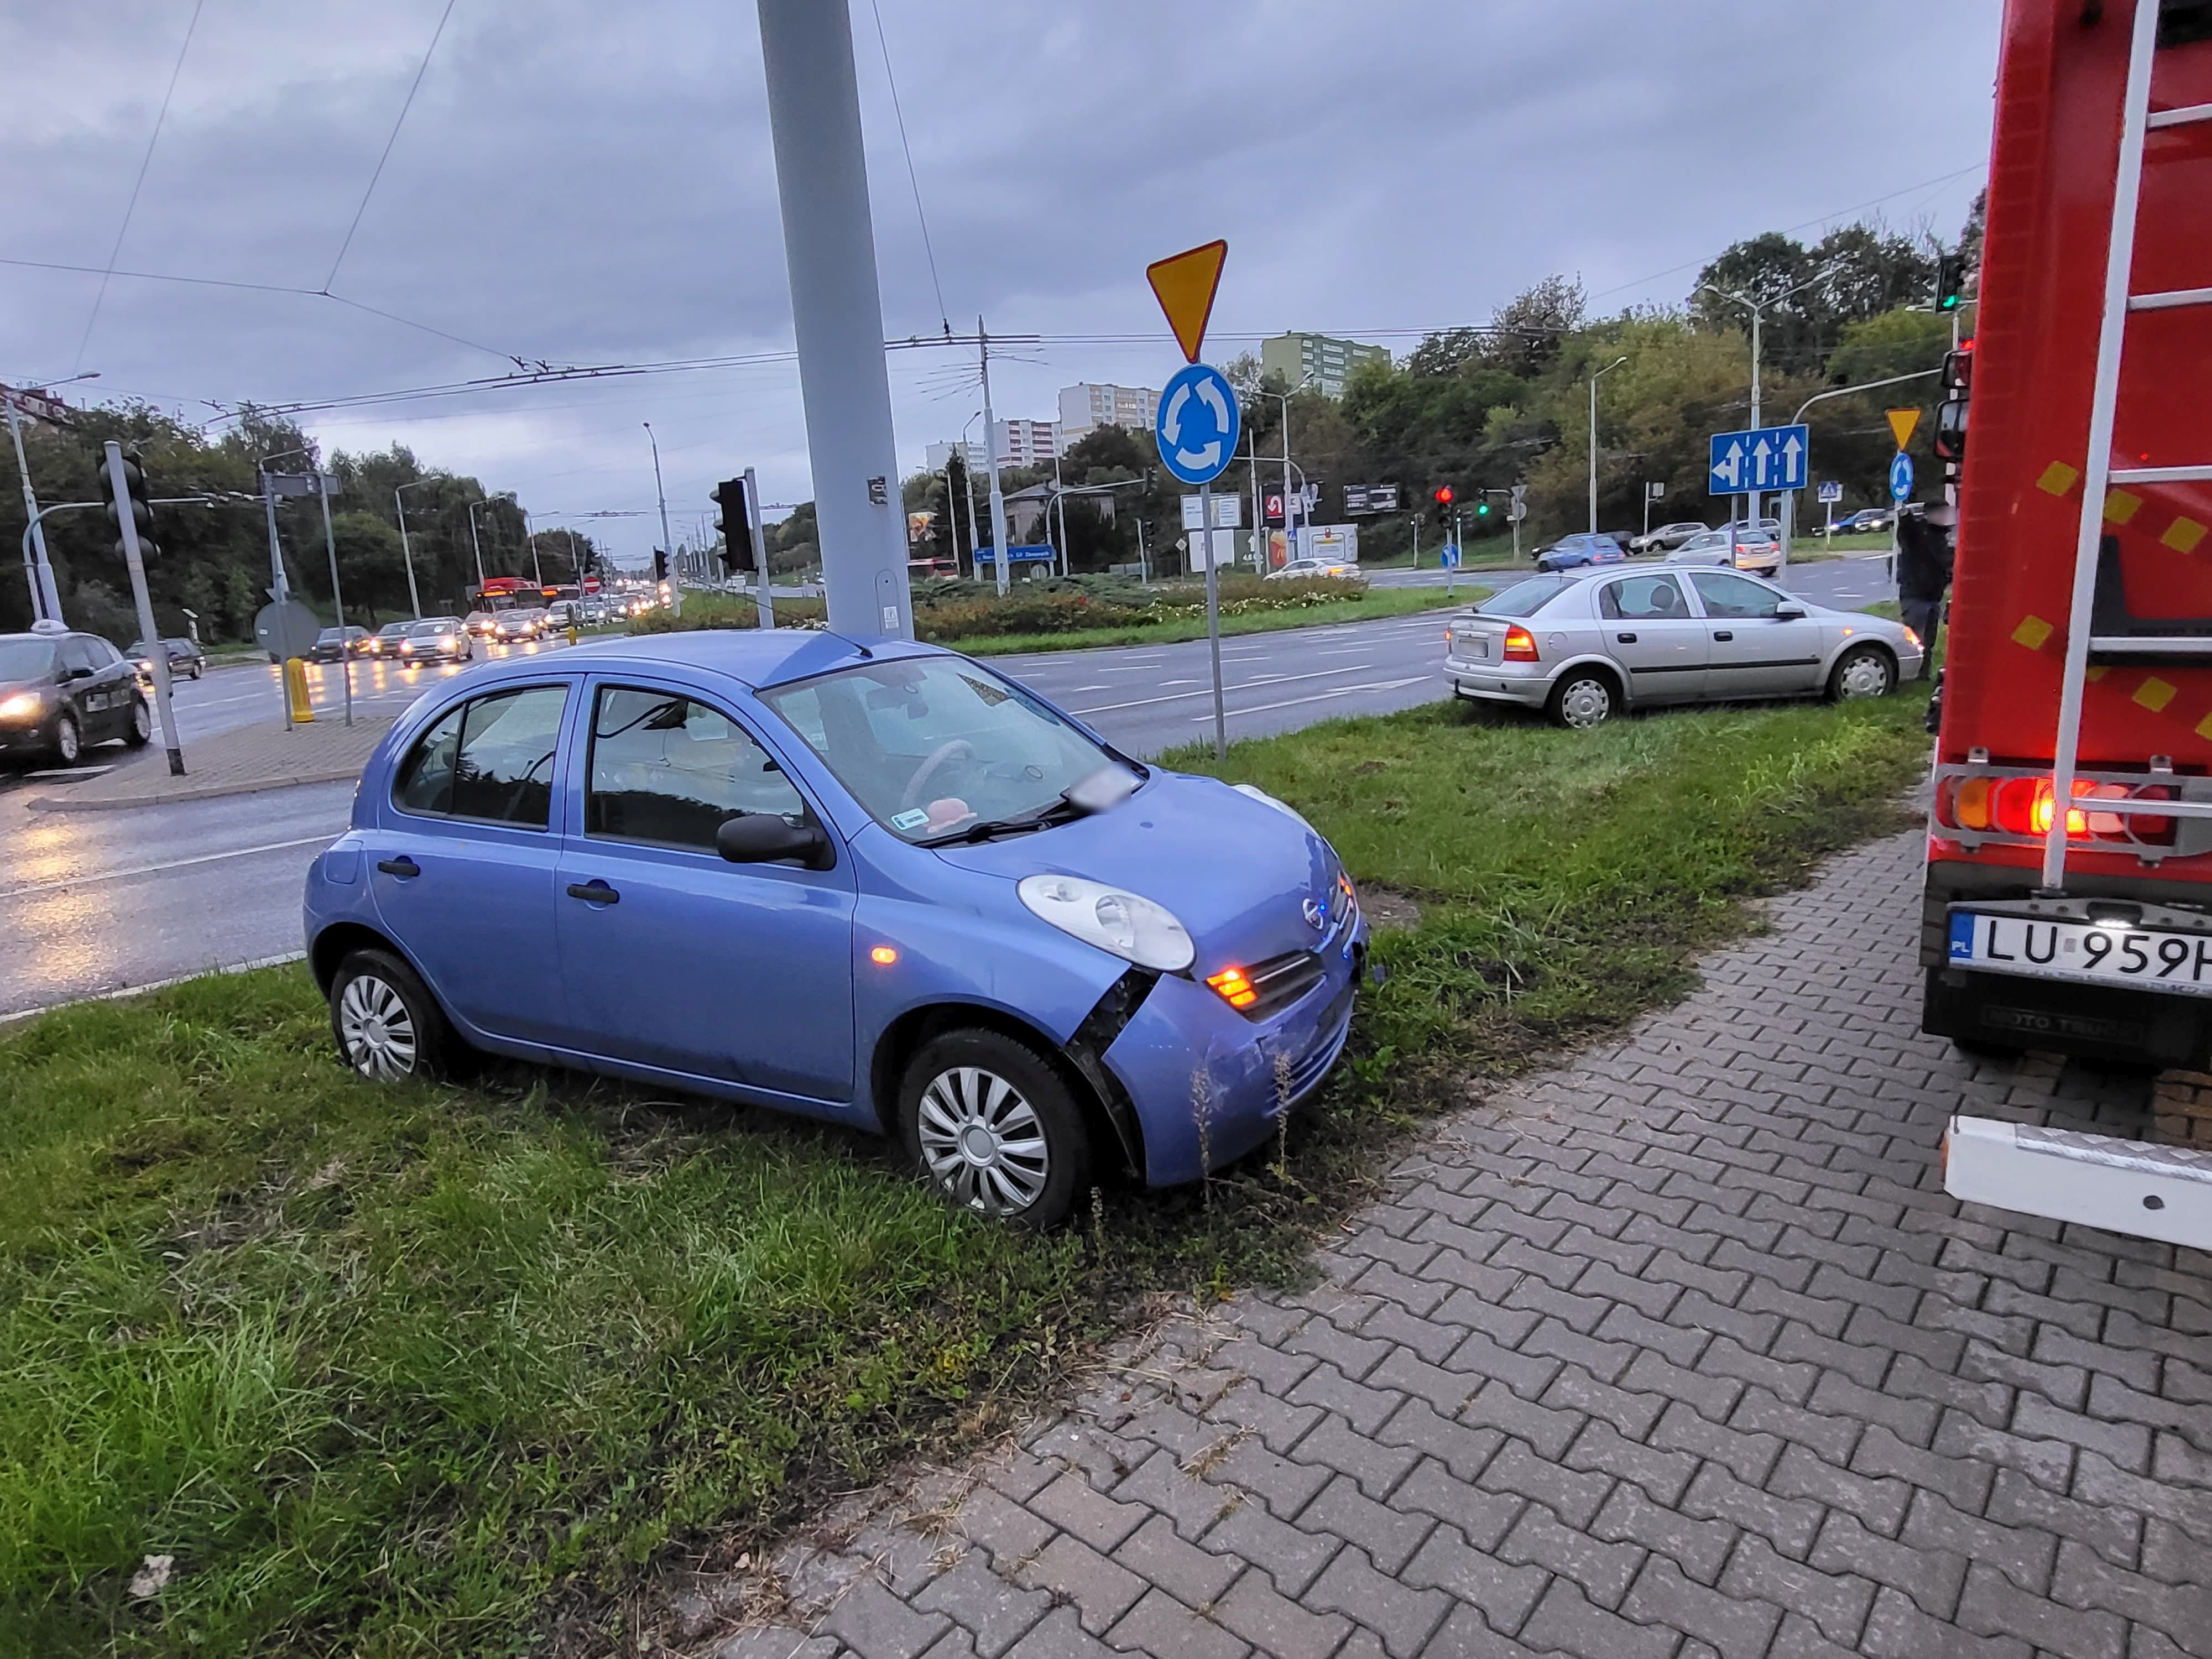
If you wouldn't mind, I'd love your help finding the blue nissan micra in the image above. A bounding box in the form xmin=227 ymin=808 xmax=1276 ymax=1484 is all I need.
xmin=303 ymin=630 xmax=1369 ymax=1226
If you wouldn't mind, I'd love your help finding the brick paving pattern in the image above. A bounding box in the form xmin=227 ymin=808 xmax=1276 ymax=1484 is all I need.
xmin=696 ymin=833 xmax=2212 ymax=1659
xmin=31 ymin=714 xmax=393 ymax=812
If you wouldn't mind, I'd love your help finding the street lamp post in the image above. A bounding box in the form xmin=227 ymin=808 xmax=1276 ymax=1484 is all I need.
xmin=1698 ymin=263 xmax=1839 ymax=535
xmin=643 ymin=421 xmax=679 ymax=617
xmin=466 ymin=496 xmax=497 ymax=593
xmin=393 ymin=478 xmax=437 ymax=618
xmin=3 ymin=371 xmax=96 ymax=623
xmin=1588 ymin=356 xmax=1629 ymax=535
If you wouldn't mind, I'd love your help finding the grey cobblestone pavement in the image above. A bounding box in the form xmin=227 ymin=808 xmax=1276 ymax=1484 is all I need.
xmin=687 ymin=832 xmax=2212 ymax=1659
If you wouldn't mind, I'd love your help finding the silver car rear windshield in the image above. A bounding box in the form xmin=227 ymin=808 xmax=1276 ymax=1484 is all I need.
xmin=1477 ymin=576 xmax=1574 ymax=618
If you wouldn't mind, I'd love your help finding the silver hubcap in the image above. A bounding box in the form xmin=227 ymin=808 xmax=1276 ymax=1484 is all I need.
xmin=917 ymin=1066 xmax=1050 ymax=1215
xmin=338 ymin=974 xmax=419 ymax=1079
xmin=1838 ymin=652 xmax=1889 ymax=699
xmin=1559 ymin=678 xmax=1611 ymax=728
xmin=131 ymin=700 xmax=150 ymax=738
xmin=56 ymin=719 xmax=78 ymax=761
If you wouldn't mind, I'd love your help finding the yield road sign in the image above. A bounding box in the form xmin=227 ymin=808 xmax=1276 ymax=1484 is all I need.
xmin=1707 ymin=424 xmax=1809 ymax=494
xmin=253 ymin=599 xmax=322 ymax=660
xmin=1155 ymin=362 xmax=1241 ymax=486
xmin=1889 ymin=452 xmax=1916 ymax=502
xmin=1886 ymin=408 xmax=1923 ymax=450
xmin=1818 ymin=481 xmax=1844 ymax=504
xmin=1146 ymin=239 xmax=1228 ymax=363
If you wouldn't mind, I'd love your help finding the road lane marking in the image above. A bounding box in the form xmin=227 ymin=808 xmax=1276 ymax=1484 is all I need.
xmin=1071 ymin=662 xmax=1400 ymax=716
xmin=1192 ymin=675 xmax=1437 ymax=721
xmin=0 ymin=832 xmax=341 ymax=902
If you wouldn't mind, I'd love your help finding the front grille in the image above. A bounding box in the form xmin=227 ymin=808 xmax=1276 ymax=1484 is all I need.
xmin=1232 ymin=949 xmax=1327 ymax=1021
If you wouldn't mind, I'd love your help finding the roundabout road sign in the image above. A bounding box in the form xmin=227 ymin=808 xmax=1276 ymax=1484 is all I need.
xmin=1155 ymin=362 xmax=1241 ymax=487
xmin=1889 ymin=452 xmax=1916 ymax=502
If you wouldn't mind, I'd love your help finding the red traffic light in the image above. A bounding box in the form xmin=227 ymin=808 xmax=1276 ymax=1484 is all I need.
xmin=1434 ymin=486 xmax=1454 ymax=507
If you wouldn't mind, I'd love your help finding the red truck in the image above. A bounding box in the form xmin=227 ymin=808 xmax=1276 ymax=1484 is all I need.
xmin=1928 ymin=0 xmax=2212 ymax=1245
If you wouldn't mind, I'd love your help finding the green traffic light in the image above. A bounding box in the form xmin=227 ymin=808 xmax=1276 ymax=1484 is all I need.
xmin=1476 ymin=502 xmax=1491 ymax=516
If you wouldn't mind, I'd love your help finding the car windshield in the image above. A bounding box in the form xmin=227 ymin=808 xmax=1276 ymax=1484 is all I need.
xmin=378 ymin=623 xmax=411 ymax=638
xmin=1477 ymin=576 xmax=1573 ymax=617
xmin=762 ymin=655 xmax=1121 ymax=843
xmin=317 ymin=628 xmax=343 ymax=644
xmin=0 ymin=639 xmax=58 ymax=680
xmin=415 ymin=619 xmax=458 ymax=635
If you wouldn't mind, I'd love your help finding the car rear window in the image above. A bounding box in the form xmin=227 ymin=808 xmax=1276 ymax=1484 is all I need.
xmin=1477 ymin=576 xmax=1573 ymax=618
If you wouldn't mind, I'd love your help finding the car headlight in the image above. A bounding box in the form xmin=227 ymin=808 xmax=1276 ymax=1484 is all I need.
xmin=1233 ymin=782 xmax=1316 ymax=833
xmin=1902 ymin=627 xmax=1923 ymax=650
xmin=0 ymin=690 xmax=44 ymax=721
xmin=1018 ymin=874 xmax=1194 ymax=972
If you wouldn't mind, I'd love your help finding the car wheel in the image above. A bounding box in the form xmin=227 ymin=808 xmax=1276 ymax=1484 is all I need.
xmin=123 ymin=695 xmax=151 ymax=748
xmin=329 ymin=947 xmax=455 ymax=1082
xmin=190 ymin=662 xmax=203 ymax=679
xmin=1548 ymin=670 xmax=1615 ymax=730
xmin=1828 ymin=643 xmax=1895 ymax=702
xmin=899 ymin=1030 xmax=1089 ymax=1228
xmin=51 ymin=711 xmax=81 ymax=765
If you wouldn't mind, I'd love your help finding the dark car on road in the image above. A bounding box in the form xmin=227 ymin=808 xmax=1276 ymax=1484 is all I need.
xmin=0 ymin=624 xmax=153 ymax=766
xmin=1534 ymin=533 xmax=1628 ymax=573
xmin=1831 ymin=508 xmax=1893 ymax=534
xmin=127 ymin=636 xmax=206 ymax=680
xmin=309 ymin=626 xmax=372 ymax=663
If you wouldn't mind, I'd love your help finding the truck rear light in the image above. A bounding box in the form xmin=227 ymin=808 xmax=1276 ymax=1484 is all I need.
xmin=1503 ymin=625 xmax=1538 ymax=662
xmin=1934 ymin=774 xmax=2178 ymax=846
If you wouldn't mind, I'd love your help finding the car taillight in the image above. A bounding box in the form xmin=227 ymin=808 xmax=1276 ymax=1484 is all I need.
xmin=1503 ymin=625 xmax=1538 ymax=662
xmin=1207 ymin=966 xmax=1259 ymax=1010
xmin=1935 ymin=774 xmax=2178 ymax=846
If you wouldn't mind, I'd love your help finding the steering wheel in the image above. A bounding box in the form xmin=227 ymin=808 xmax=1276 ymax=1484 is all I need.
xmin=900 ymin=739 xmax=977 ymax=812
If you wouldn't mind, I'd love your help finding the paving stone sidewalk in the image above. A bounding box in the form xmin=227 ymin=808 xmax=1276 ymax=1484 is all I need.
xmin=690 ymin=832 xmax=2212 ymax=1659
xmin=29 ymin=714 xmax=393 ymax=811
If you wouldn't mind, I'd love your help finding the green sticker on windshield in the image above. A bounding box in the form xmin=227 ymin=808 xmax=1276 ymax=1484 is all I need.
xmin=891 ymin=808 xmax=930 ymax=832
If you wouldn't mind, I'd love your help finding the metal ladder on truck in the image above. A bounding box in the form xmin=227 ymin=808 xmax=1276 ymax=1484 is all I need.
xmin=1945 ymin=0 xmax=2212 ymax=1247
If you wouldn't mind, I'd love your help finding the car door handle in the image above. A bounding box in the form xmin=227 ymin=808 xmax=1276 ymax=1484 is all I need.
xmin=1713 ymin=630 xmax=1734 ymax=641
xmin=566 ymin=880 xmax=620 ymax=905
xmin=376 ymin=856 xmax=419 ymax=878
xmin=1615 ymin=632 xmax=1637 ymax=643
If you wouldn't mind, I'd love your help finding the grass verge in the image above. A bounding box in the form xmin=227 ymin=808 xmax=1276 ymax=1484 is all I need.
xmin=954 ymin=584 xmax=1463 ymax=656
xmin=1 ymin=690 xmax=1930 ymax=1656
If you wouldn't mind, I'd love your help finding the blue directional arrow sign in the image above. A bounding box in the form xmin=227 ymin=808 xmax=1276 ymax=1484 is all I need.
xmin=1888 ymin=452 xmax=1915 ymax=502
xmin=1155 ymin=362 xmax=1241 ymax=487
xmin=1707 ymin=424 xmax=1810 ymax=495
xmin=1440 ymin=543 xmax=1460 ymax=569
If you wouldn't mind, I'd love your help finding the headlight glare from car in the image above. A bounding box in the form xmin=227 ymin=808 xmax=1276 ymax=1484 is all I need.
xmin=0 ymin=690 xmax=44 ymax=721
xmin=1018 ymin=874 xmax=1194 ymax=972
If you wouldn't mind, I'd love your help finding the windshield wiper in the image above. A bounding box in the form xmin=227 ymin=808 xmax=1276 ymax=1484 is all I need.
xmin=916 ymin=795 xmax=1086 ymax=847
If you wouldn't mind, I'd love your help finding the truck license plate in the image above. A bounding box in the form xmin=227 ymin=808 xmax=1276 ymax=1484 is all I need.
xmin=1949 ymin=910 xmax=2212 ymax=997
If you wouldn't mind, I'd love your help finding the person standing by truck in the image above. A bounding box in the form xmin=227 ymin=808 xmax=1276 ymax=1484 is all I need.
xmin=1896 ymin=502 xmax=1953 ymax=680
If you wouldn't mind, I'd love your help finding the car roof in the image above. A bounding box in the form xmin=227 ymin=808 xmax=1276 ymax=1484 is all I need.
xmin=458 ymin=628 xmax=937 ymax=691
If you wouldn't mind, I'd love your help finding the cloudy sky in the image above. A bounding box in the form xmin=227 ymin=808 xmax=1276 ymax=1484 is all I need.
xmin=1 ymin=1 xmax=1999 ymax=564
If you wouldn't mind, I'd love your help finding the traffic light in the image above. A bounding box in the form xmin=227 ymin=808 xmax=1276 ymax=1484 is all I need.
xmin=1936 ymin=253 xmax=1966 ymax=312
xmin=712 ymin=476 xmax=759 ymax=574
xmin=652 ymin=548 xmax=669 ymax=582
xmin=105 ymin=446 xmax=159 ymax=562
xmin=1475 ymin=498 xmax=1491 ymax=518
xmin=1433 ymin=485 xmax=1454 ymax=512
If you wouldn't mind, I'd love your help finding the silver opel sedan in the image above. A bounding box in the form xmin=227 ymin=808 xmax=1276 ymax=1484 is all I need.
xmin=1444 ymin=568 xmax=1924 ymax=728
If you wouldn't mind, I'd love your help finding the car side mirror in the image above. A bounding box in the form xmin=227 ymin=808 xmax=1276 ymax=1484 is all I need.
xmin=717 ymin=812 xmax=832 ymax=869
xmin=1773 ymin=602 xmax=1807 ymax=620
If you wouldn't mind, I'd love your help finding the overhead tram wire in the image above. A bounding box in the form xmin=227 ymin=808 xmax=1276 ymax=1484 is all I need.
xmin=867 ymin=0 xmax=950 ymax=337
xmin=74 ymin=0 xmax=207 ymax=373
xmin=325 ymin=0 xmax=458 ymax=292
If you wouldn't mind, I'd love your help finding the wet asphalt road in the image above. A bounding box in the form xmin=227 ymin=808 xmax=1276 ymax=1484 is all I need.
xmin=0 ymin=559 xmax=1896 ymax=1019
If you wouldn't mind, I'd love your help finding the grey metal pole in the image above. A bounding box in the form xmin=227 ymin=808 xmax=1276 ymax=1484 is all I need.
xmin=102 ymin=441 xmax=182 ymax=774
xmin=260 ymin=479 xmax=295 ymax=729
xmin=745 ymin=465 xmax=773 ymax=630
xmin=755 ymin=0 xmax=912 ymax=638
xmin=315 ymin=474 xmax=353 ymax=728
xmin=393 ymin=486 xmax=424 ymax=618
xmin=1201 ymin=479 xmax=1224 ymax=764
xmin=524 ymin=508 xmax=542 ymax=588
xmin=466 ymin=499 xmax=488 ymax=593
xmin=979 ymin=320 xmax=1011 ymax=596
xmin=644 ymin=422 xmax=679 ymax=618
xmin=5 ymin=389 xmax=63 ymax=623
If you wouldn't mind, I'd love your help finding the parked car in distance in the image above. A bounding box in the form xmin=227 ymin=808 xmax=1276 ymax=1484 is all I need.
xmin=126 ymin=636 xmax=206 ymax=680
xmin=0 ymin=624 xmax=152 ymax=766
xmin=1443 ymin=567 xmax=1921 ymax=728
xmin=1266 ymin=557 xmax=1357 ymax=581
xmin=305 ymin=632 xmax=1371 ymax=1227
xmin=1534 ymin=533 xmax=1627 ymax=572
xmin=397 ymin=617 xmax=473 ymax=664
xmin=309 ymin=625 xmax=372 ymax=663
xmin=1628 ymin=522 xmax=1709 ymax=555
xmin=1666 ymin=527 xmax=1783 ymax=578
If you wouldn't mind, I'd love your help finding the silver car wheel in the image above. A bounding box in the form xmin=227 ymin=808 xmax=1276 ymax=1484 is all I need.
xmin=130 ymin=698 xmax=152 ymax=742
xmin=1557 ymin=676 xmax=1612 ymax=729
xmin=337 ymin=973 xmax=419 ymax=1079
xmin=916 ymin=1065 xmax=1050 ymax=1215
xmin=54 ymin=714 xmax=80 ymax=764
xmin=1836 ymin=650 xmax=1892 ymax=700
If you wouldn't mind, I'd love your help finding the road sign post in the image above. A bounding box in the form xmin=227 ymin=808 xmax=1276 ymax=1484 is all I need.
xmin=1149 ymin=242 xmax=1237 ymax=761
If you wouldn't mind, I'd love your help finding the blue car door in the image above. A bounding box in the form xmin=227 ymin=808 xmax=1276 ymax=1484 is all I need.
xmin=553 ymin=676 xmax=858 ymax=1103
xmin=366 ymin=680 xmax=575 ymax=1046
